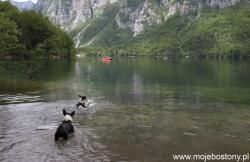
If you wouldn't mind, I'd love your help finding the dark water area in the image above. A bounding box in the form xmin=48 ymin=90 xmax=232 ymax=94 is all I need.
xmin=0 ymin=57 xmax=250 ymax=162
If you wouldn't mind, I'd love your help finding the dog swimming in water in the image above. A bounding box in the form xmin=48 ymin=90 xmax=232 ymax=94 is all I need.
xmin=54 ymin=109 xmax=75 ymax=141
xmin=76 ymin=95 xmax=93 ymax=108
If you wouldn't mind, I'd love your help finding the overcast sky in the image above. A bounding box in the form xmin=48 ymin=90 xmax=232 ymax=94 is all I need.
xmin=3 ymin=0 xmax=38 ymax=3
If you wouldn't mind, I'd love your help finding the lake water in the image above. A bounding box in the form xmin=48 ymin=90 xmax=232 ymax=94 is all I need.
xmin=0 ymin=57 xmax=250 ymax=162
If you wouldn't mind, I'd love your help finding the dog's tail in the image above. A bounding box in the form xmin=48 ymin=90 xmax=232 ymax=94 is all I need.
xmin=55 ymin=125 xmax=68 ymax=141
xmin=85 ymin=99 xmax=95 ymax=107
xmin=86 ymin=102 xmax=92 ymax=107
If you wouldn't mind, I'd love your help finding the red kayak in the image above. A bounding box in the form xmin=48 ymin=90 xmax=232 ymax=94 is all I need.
xmin=102 ymin=56 xmax=112 ymax=62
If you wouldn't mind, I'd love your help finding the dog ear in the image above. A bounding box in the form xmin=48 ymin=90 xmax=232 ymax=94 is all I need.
xmin=79 ymin=95 xmax=81 ymax=98
xmin=70 ymin=111 xmax=75 ymax=117
xmin=63 ymin=109 xmax=67 ymax=116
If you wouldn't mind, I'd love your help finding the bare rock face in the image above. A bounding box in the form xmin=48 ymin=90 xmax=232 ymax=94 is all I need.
xmin=114 ymin=0 xmax=241 ymax=37
xmin=116 ymin=1 xmax=162 ymax=36
xmin=35 ymin=0 xmax=243 ymax=47
xmin=209 ymin=0 xmax=239 ymax=8
xmin=36 ymin=0 xmax=118 ymax=31
xmin=36 ymin=0 xmax=92 ymax=30
xmin=161 ymin=0 xmax=240 ymax=17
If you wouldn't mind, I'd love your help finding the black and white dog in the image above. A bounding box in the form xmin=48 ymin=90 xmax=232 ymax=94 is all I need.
xmin=55 ymin=109 xmax=75 ymax=141
xmin=76 ymin=95 xmax=93 ymax=108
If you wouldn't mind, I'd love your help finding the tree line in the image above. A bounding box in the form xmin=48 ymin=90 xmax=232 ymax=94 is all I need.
xmin=0 ymin=2 xmax=75 ymax=59
xmin=81 ymin=3 xmax=250 ymax=58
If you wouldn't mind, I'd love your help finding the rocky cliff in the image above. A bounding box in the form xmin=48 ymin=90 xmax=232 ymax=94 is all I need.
xmin=35 ymin=0 xmax=245 ymax=47
xmin=36 ymin=0 xmax=118 ymax=30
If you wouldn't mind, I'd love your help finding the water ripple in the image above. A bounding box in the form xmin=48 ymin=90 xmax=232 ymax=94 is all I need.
xmin=0 ymin=102 xmax=111 ymax=162
xmin=0 ymin=94 xmax=42 ymax=104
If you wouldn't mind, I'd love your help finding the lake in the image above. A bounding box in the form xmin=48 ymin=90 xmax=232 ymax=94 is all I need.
xmin=0 ymin=57 xmax=250 ymax=162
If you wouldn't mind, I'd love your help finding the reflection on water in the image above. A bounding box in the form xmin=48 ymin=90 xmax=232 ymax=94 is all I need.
xmin=0 ymin=57 xmax=250 ymax=162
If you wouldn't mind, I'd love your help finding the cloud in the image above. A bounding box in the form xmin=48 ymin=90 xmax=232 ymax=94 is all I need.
xmin=2 ymin=0 xmax=38 ymax=3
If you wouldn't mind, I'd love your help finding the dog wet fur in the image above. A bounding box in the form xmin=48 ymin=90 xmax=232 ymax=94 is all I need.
xmin=55 ymin=109 xmax=75 ymax=141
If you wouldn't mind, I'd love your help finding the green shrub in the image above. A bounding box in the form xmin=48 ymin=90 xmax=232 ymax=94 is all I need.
xmin=0 ymin=1 xmax=75 ymax=58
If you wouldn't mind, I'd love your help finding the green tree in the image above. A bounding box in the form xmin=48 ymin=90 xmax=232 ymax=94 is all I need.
xmin=0 ymin=1 xmax=19 ymax=19
xmin=0 ymin=1 xmax=75 ymax=58
xmin=39 ymin=28 xmax=75 ymax=57
xmin=14 ymin=11 xmax=53 ymax=53
xmin=0 ymin=15 xmax=19 ymax=57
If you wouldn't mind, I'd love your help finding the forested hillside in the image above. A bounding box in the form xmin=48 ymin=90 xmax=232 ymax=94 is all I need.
xmin=0 ymin=2 xmax=75 ymax=59
xmin=34 ymin=0 xmax=249 ymax=57
xmin=113 ymin=4 xmax=250 ymax=57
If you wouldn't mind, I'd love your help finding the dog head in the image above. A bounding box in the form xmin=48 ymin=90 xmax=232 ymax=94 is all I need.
xmin=62 ymin=109 xmax=75 ymax=122
xmin=79 ymin=95 xmax=86 ymax=101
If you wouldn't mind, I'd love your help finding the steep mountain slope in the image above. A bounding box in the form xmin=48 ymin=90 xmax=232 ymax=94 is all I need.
xmin=35 ymin=0 xmax=244 ymax=48
xmin=117 ymin=4 xmax=250 ymax=57
xmin=35 ymin=0 xmax=118 ymax=31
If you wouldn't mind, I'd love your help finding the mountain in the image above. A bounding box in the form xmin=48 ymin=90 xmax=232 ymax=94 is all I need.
xmin=10 ymin=0 xmax=34 ymax=10
xmin=35 ymin=0 xmax=249 ymax=56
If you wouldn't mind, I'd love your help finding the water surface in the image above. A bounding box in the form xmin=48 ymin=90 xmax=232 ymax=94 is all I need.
xmin=0 ymin=57 xmax=250 ymax=162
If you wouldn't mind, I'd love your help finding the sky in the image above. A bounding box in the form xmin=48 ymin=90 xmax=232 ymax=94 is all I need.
xmin=3 ymin=0 xmax=38 ymax=3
